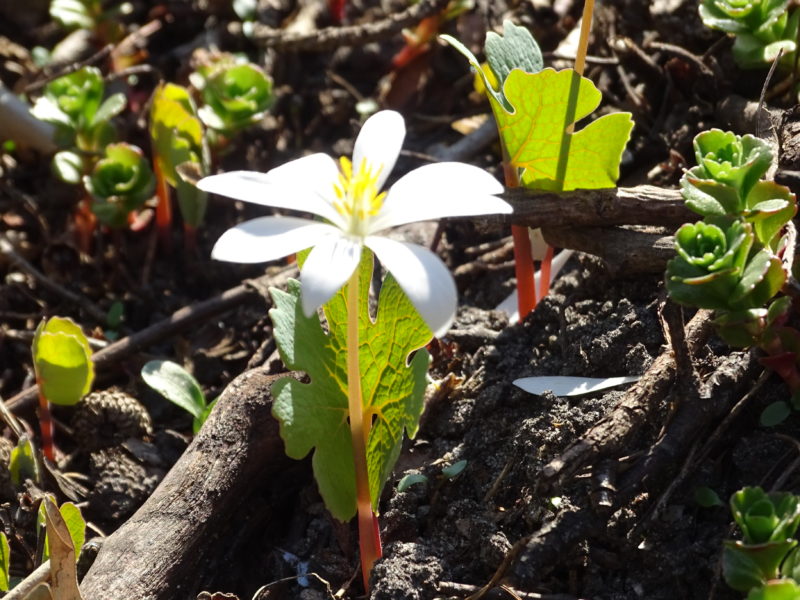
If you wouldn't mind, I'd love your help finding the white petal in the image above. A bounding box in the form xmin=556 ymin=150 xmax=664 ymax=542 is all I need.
xmin=513 ymin=375 xmax=640 ymax=397
xmin=211 ymin=216 xmax=337 ymax=263
xmin=352 ymin=110 xmax=405 ymax=191
xmin=198 ymin=154 xmax=346 ymax=227
xmin=370 ymin=162 xmax=510 ymax=232
xmin=300 ymin=235 xmax=363 ymax=316
xmin=366 ymin=236 xmax=456 ymax=338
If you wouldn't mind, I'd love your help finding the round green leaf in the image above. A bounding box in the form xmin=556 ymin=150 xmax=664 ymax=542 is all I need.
xmin=760 ymin=401 xmax=791 ymax=427
xmin=32 ymin=317 xmax=94 ymax=406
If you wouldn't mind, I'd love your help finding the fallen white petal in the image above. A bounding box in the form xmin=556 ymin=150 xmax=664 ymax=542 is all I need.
xmin=513 ymin=375 xmax=640 ymax=397
xmin=496 ymin=249 xmax=575 ymax=324
xmin=366 ymin=236 xmax=456 ymax=338
xmin=198 ymin=154 xmax=345 ymax=228
xmin=211 ymin=217 xmax=336 ymax=263
xmin=352 ymin=110 xmax=405 ymax=191
xmin=300 ymin=234 xmax=362 ymax=316
xmin=371 ymin=162 xmax=509 ymax=232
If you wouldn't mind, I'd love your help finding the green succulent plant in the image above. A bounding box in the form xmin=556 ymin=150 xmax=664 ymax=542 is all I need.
xmin=666 ymin=219 xmax=785 ymax=312
xmin=31 ymin=66 xmax=124 ymax=148
xmin=699 ymin=0 xmax=798 ymax=67
xmin=723 ymin=487 xmax=800 ymax=593
xmin=747 ymin=580 xmax=800 ymax=600
xmin=732 ymin=488 xmax=800 ymax=545
xmin=83 ymin=143 xmax=155 ymax=227
xmin=190 ymin=56 xmax=273 ymax=134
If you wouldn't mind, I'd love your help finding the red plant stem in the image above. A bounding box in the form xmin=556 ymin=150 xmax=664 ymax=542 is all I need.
xmin=539 ymin=244 xmax=555 ymax=300
xmin=153 ymin=159 xmax=172 ymax=252
xmin=37 ymin=389 xmax=54 ymax=463
xmin=75 ymin=196 xmax=97 ymax=255
xmin=504 ymin=162 xmax=537 ymax=317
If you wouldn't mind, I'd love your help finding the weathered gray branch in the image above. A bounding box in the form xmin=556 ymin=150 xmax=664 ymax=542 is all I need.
xmin=80 ymin=369 xmax=294 ymax=600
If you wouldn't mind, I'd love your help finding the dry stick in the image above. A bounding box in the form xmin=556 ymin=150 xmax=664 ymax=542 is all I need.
xmin=0 ymin=233 xmax=108 ymax=324
xmin=80 ymin=368 xmax=295 ymax=600
xmin=510 ymin=349 xmax=760 ymax=587
xmin=239 ymin=0 xmax=450 ymax=51
xmin=5 ymin=264 xmax=298 ymax=413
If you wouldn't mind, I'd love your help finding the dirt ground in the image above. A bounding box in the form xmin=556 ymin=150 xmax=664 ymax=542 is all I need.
xmin=1 ymin=0 xmax=798 ymax=598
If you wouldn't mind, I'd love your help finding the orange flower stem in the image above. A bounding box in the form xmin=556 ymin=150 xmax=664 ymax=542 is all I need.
xmin=345 ymin=268 xmax=381 ymax=591
xmin=153 ymin=160 xmax=172 ymax=252
xmin=504 ymin=162 xmax=537 ymax=317
xmin=37 ymin=388 xmax=55 ymax=463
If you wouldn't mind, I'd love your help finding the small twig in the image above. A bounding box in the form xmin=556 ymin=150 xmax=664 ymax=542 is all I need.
xmin=237 ymin=0 xmax=450 ymax=51
xmin=0 ymin=233 xmax=108 ymax=324
xmin=23 ymin=45 xmax=115 ymax=94
xmin=644 ymin=40 xmax=715 ymax=78
xmin=5 ymin=264 xmax=298 ymax=413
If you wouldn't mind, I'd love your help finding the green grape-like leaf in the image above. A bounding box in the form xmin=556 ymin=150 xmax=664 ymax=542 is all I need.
xmin=744 ymin=180 xmax=797 ymax=249
xmin=84 ymin=143 xmax=155 ymax=227
xmin=723 ymin=539 xmax=793 ymax=591
xmin=496 ymin=68 xmax=633 ymax=191
xmin=32 ymin=317 xmax=94 ymax=406
xmin=269 ymin=250 xmax=431 ymax=521
xmin=483 ymin=20 xmax=543 ymax=110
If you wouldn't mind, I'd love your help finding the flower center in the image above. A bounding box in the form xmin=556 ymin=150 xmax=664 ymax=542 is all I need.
xmin=332 ymin=156 xmax=386 ymax=235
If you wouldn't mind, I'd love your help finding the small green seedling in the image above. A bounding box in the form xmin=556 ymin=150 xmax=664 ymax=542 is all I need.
xmin=49 ymin=0 xmax=132 ymax=44
xmin=723 ymin=487 xmax=800 ymax=593
xmin=189 ymin=53 xmax=274 ymax=137
xmin=695 ymin=485 xmax=725 ymax=508
xmin=699 ymin=0 xmax=798 ymax=68
xmin=397 ymin=459 xmax=468 ymax=492
xmin=31 ymin=66 xmax=126 ymax=183
xmin=9 ymin=436 xmax=38 ymax=486
xmin=149 ymin=82 xmax=209 ymax=250
xmin=32 ymin=317 xmax=94 ymax=462
xmin=84 ymin=142 xmax=155 ymax=228
xmin=0 ymin=531 xmax=8 ymax=592
xmin=141 ymin=360 xmax=215 ymax=434
xmin=37 ymin=495 xmax=86 ymax=563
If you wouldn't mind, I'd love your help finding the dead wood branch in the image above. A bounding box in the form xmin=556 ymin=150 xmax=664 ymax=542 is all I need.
xmin=79 ymin=368 xmax=295 ymax=600
xmin=539 ymin=309 xmax=714 ymax=489
xmin=541 ymin=226 xmax=675 ymax=275
xmin=502 ymin=185 xmax=689 ymax=230
xmin=510 ymin=349 xmax=759 ymax=587
xmin=235 ymin=0 xmax=450 ymax=51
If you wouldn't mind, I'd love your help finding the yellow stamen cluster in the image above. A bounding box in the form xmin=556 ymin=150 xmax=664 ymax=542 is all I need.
xmin=333 ymin=157 xmax=386 ymax=233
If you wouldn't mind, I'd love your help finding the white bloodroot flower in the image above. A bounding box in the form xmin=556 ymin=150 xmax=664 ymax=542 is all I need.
xmin=198 ymin=110 xmax=512 ymax=337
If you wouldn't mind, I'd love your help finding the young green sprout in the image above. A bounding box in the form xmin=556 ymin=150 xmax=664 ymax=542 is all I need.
xmin=31 ymin=317 xmax=94 ymax=462
xmin=198 ymin=110 xmax=511 ymax=590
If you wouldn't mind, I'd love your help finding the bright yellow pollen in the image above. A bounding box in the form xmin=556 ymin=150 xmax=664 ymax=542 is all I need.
xmin=332 ymin=156 xmax=386 ymax=227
